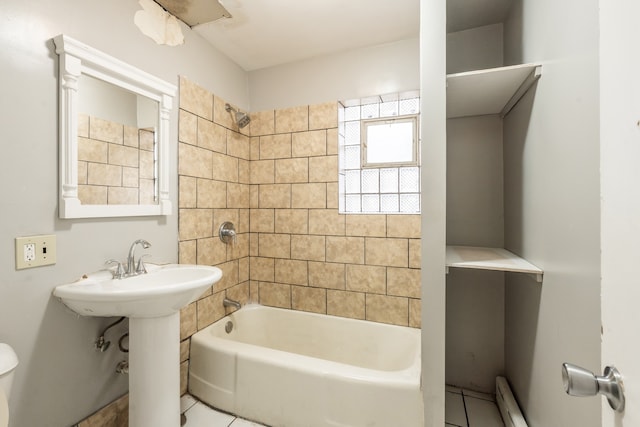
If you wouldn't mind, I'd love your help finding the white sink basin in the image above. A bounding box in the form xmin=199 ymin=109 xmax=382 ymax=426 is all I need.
xmin=53 ymin=263 xmax=222 ymax=318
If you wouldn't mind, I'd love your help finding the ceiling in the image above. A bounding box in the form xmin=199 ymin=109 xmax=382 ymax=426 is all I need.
xmin=177 ymin=0 xmax=512 ymax=71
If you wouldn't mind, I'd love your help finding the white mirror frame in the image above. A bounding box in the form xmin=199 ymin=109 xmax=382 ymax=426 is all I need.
xmin=53 ymin=34 xmax=176 ymax=218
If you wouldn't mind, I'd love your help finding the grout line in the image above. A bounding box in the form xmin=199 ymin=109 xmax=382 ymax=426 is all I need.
xmin=462 ymin=393 xmax=470 ymax=427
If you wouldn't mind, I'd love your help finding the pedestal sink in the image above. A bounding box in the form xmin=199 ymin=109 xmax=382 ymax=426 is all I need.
xmin=53 ymin=263 xmax=223 ymax=427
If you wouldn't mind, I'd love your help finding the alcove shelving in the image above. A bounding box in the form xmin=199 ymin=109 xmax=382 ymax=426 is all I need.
xmin=445 ymin=245 xmax=543 ymax=283
xmin=447 ymin=63 xmax=542 ymax=119
xmin=445 ymin=62 xmax=544 ymax=283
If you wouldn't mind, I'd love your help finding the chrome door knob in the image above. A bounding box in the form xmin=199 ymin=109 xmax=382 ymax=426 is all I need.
xmin=562 ymin=363 xmax=625 ymax=412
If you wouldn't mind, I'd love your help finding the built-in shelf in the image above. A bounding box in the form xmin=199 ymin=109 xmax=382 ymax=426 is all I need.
xmin=446 ymin=63 xmax=542 ymax=119
xmin=445 ymin=245 xmax=543 ymax=283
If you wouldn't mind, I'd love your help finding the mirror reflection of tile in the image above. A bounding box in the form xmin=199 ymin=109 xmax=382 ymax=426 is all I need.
xmin=77 ymin=113 xmax=156 ymax=205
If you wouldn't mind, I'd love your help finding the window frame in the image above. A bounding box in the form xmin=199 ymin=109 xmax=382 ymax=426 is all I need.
xmin=361 ymin=114 xmax=419 ymax=169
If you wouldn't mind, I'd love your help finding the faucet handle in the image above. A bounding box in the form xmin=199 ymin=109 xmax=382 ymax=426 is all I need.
xmin=105 ymin=259 xmax=125 ymax=279
xmin=136 ymin=254 xmax=150 ymax=274
xmin=219 ymin=221 xmax=237 ymax=245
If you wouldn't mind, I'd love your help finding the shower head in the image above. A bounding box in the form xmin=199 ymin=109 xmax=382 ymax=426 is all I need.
xmin=225 ymin=103 xmax=251 ymax=129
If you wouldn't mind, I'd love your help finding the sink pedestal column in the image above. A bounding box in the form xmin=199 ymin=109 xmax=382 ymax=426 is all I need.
xmin=129 ymin=312 xmax=180 ymax=427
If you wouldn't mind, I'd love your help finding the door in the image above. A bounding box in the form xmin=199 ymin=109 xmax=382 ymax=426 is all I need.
xmin=600 ymin=0 xmax=640 ymax=425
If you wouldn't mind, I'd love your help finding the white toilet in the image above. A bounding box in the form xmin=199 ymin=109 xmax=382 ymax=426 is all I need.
xmin=0 ymin=344 xmax=18 ymax=427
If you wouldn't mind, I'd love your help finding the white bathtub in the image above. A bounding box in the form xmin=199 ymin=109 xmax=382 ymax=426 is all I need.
xmin=189 ymin=304 xmax=423 ymax=427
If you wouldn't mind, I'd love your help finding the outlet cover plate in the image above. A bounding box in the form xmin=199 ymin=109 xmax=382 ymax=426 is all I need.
xmin=15 ymin=235 xmax=57 ymax=269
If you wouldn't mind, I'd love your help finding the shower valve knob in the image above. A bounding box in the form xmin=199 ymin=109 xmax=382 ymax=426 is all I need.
xmin=562 ymin=363 xmax=625 ymax=412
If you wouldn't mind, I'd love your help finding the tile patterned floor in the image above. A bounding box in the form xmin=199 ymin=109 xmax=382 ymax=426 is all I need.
xmin=445 ymin=385 xmax=505 ymax=427
xmin=182 ymin=387 xmax=505 ymax=427
xmin=181 ymin=395 xmax=267 ymax=427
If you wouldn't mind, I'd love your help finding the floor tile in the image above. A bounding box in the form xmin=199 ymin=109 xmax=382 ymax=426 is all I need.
xmin=183 ymin=402 xmax=236 ymax=427
xmin=446 ymin=385 xmax=463 ymax=394
xmin=465 ymin=396 xmax=504 ymax=427
xmin=181 ymin=394 xmax=198 ymax=413
xmin=463 ymin=389 xmax=495 ymax=402
xmin=445 ymin=391 xmax=468 ymax=427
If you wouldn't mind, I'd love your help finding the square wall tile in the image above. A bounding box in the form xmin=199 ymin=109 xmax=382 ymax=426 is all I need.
xmin=292 ymin=285 xmax=327 ymax=314
xmin=179 ymin=240 xmax=196 ymax=264
xmin=259 ymin=184 xmax=291 ymax=208
xmin=387 ymin=267 xmax=421 ymax=298
xmin=258 ymin=233 xmax=291 ymax=259
xmin=366 ymin=294 xmax=408 ymax=326
xmin=211 ymin=152 xmax=238 ymax=182
xmin=275 ymin=209 xmax=308 ymax=234
xmin=275 ymin=259 xmax=308 ymax=285
xmin=290 ymin=235 xmax=326 ymax=261
xmin=365 ymin=237 xmax=408 ymax=267
xmin=195 ymin=237 xmax=227 ymax=267
xmin=346 ymin=215 xmax=386 ymax=237
xmin=326 ymin=128 xmax=339 ymax=155
xmin=291 ymin=183 xmax=327 ymax=209
xmin=309 ymin=102 xmax=338 ymax=130
xmin=259 ymin=282 xmax=291 ymax=308
xmin=179 ymin=209 xmax=213 ymax=241
xmin=308 ymin=261 xmax=345 ymax=289
xmin=276 ymin=158 xmax=309 ymax=183
xmin=227 ymin=183 xmax=250 ymax=208
xmin=180 ymin=302 xmax=197 ymax=340
xmin=250 ymin=257 xmax=275 ymax=282
xmin=250 ymin=110 xmax=275 ymax=136
xmin=179 ymin=76 xmax=213 ymax=120
xmin=250 ymin=209 xmax=275 ymax=233
xmin=409 ymin=239 xmax=421 ymax=268
xmin=292 ymin=130 xmax=327 ymax=157
xmin=309 ymin=155 xmax=338 ymax=183
xmin=179 ymin=110 xmax=197 ymax=145
xmin=251 ymin=160 xmax=275 ymax=184
xmin=179 ymin=143 xmax=213 ymax=179
xmin=260 ymin=134 xmax=292 ymax=159
xmin=309 ymin=209 xmax=345 ymax=235
xmin=275 ymin=105 xmax=309 ymax=133
xmin=197 ymin=118 xmax=226 ymax=153
xmin=326 ymin=236 xmax=364 ymax=264
xmin=196 ymin=179 xmax=227 ymax=208
xmin=227 ymin=131 xmax=251 ymax=160
xmin=409 ymin=298 xmax=421 ymax=328
xmin=196 ymin=291 xmax=225 ymax=330
xmin=212 ymin=260 xmax=239 ymax=292
xmin=327 ymin=290 xmax=365 ymax=320
xmin=387 ymin=214 xmax=421 ymax=238
xmin=180 ymin=339 xmax=190 ymax=363
xmin=346 ymin=264 xmax=386 ymax=294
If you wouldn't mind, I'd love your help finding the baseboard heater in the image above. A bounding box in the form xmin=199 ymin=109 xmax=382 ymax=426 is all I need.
xmin=496 ymin=376 xmax=528 ymax=427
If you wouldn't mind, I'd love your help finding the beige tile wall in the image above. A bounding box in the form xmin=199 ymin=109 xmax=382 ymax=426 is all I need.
xmin=77 ymin=114 xmax=155 ymax=205
xmin=177 ymin=76 xmax=421 ymax=395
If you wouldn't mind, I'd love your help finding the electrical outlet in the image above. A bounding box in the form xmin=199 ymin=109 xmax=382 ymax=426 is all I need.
xmin=15 ymin=235 xmax=57 ymax=270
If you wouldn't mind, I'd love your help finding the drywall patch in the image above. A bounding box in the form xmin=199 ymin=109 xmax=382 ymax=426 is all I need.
xmin=134 ymin=0 xmax=184 ymax=46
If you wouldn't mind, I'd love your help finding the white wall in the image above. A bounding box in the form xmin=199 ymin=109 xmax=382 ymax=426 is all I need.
xmin=420 ymin=0 xmax=447 ymax=425
xmin=503 ymin=0 xmax=601 ymax=425
xmin=0 ymin=0 xmax=248 ymax=425
xmin=248 ymin=38 xmax=420 ymax=111
xmin=446 ymin=116 xmax=505 ymax=392
xmin=600 ymin=0 xmax=640 ymax=425
xmin=446 ymin=23 xmax=503 ymax=74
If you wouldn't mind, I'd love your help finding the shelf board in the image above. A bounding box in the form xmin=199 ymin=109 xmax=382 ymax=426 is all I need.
xmin=446 ymin=63 xmax=542 ymax=119
xmin=446 ymin=245 xmax=543 ymax=282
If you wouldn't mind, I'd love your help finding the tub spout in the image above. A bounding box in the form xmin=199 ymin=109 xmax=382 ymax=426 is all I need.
xmin=223 ymin=297 xmax=241 ymax=310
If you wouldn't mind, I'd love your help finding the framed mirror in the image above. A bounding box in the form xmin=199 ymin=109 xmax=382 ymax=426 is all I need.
xmin=53 ymin=34 xmax=176 ymax=218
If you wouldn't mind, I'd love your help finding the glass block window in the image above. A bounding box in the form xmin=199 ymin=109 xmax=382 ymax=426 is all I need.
xmin=338 ymin=91 xmax=421 ymax=214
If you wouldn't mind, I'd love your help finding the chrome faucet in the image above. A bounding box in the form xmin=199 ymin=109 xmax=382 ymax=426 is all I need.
xmin=223 ymin=297 xmax=241 ymax=310
xmin=126 ymin=239 xmax=151 ymax=277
